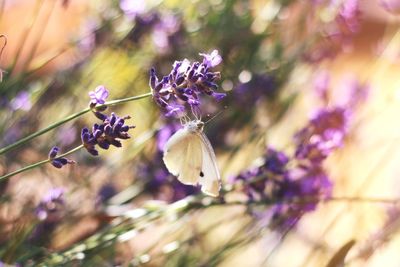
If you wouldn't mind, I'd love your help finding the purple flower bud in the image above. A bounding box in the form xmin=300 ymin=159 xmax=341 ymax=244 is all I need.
xmin=48 ymin=146 xmax=75 ymax=169
xmin=94 ymin=111 xmax=108 ymax=121
xmin=212 ymin=92 xmax=226 ymax=101
xmin=51 ymin=159 xmax=64 ymax=168
xmin=48 ymin=146 xmax=59 ymax=159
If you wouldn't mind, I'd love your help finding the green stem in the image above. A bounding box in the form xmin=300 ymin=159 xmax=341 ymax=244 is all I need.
xmin=0 ymin=145 xmax=83 ymax=182
xmin=0 ymin=92 xmax=152 ymax=155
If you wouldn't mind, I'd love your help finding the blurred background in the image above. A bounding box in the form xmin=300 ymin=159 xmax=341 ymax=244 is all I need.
xmin=1 ymin=0 xmax=400 ymax=266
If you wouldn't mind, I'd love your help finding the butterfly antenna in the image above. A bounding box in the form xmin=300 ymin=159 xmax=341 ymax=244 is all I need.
xmin=181 ymin=114 xmax=190 ymax=125
xmin=204 ymin=106 xmax=227 ymax=125
xmin=190 ymin=104 xmax=201 ymax=121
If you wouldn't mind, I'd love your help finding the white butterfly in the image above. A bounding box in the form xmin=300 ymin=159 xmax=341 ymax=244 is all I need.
xmin=163 ymin=120 xmax=221 ymax=197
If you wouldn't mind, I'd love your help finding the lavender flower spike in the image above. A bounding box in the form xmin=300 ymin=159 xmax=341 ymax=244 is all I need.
xmin=200 ymin=50 xmax=222 ymax=68
xmin=149 ymin=50 xmax=224 ymax=116
xmin=81 ymin=112 xmax=135 ymax=156
xmin=89 ymin=85 xmax=109 ymax=105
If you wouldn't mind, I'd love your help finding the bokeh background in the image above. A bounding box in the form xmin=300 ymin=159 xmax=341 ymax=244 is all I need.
xmin=1 ymin=0 xmax=400 ymax=266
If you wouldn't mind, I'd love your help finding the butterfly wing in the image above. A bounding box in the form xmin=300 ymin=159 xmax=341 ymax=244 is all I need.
xmin=197 ymin=132 xmax=221 ymax=197
xmin=163 ymin=128 xmax=203 ymax=186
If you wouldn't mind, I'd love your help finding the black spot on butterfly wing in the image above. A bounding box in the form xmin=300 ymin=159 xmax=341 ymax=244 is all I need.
xmin=200 ymin=171 xmax=204 ymax=177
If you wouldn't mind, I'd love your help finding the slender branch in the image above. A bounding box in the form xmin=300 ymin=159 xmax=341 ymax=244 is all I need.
xmin=0 ymin=92 xmax=152 ymax=155
xmin=0 ymin=145 xmax=83 ymax=182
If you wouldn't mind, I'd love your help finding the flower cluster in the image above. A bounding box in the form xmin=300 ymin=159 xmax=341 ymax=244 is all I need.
xmin=81 ymin=112 xmax=135 ymax=156
xmin=149 ymin=50 xmax=224 ymax=116
xmin=231 ymin=103 xmax=351 ymax=230
xmin=232 ymin=146 xmax=333 ymax=230
xmin=48 ymin=146 xmax=75 ymax=169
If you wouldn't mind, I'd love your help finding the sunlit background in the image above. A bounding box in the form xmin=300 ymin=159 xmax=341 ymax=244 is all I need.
xmin=1 ymin=0 xmax=400 ymax=266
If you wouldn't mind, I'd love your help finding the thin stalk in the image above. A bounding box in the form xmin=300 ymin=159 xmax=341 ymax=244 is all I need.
xmin=0 ymin=144 xmax=83 ymax=182
xmin=10 ymin=0 xmax=44 ymax=75
xmin=0 ymin=92 xmax=152 ymax=155
xmin=23 ymin=0 xmax=56 ymax=73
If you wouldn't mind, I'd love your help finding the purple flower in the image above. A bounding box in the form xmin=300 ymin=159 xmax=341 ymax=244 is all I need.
xmin=149 ymin=51 xmax=224 ymax=117
xmin=10 ymin=91 xmax=31 ymax=111
xmin=30 ymin=188 xmax=66 ymax=245
xmin=35 ymin=188 xmax=65 ymax=222
xmin=81 ymin=112 xmax=135 ymax=156
xmin=294 ymin=107 xmax=349 ymax=163
xmin=156 ymin=122 xmax=181 ymax=151
xmin=380 ymin=0 xmax=400 ymax=13
xmin=78 ymin=20 xmax=97 ymax=55
xmin=96 ymin=183 xmax=117 ymax=206
xmin=234 ymin=74 xmax=277 ymax=104
xmin=89 ymin=85 xmax=109 ymax=105
xmin=120 ymin=0 xmax=147 ymax=20
xmin=48 ymin=146 xmax=75 ymax=169
xmin=336 ymin=0 xmax=361 ymax=33
xmin=200 ymin=50 xmax=222 ymax=68
xmin=151 ymin=14 xmax=180 ymax=53
xmin=232 ymin=146 xmax=334 ymax=231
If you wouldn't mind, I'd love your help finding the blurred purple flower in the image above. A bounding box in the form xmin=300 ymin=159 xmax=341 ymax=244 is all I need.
xmin=156 ymin=122 xmax=181 ymax=151
xmin=200 ymin=50 xmax=223 ymax=68
xmin=96 ymin=183 xmax=117 ymax=206
xmin=120 ymin=0 xmax=147 ymax=19
xmin=81 ymin=112 xmax=135 ymax=156
xmin=10 ymin=91 xmax=31 ymax=111
xmin=380 ymin=0 xmax=400 ymax=13
xmin=48 ymin=146 xmax=75 ymax=169
xmin=231 ymin=147 xmax=333 ymax=231
xmin=149 ymin=51 xmax=224 ymax=117
xmin=234 ymin=74 xmax=277 ymax=104
xmin=152 ymin=14 xmax=180 ymax=53
xmin=336 ymin=0 xmax=361 ymax=33
xmin=78 ymin=20 xmax=97 ymax=55
xmin=35 ymin=188 xmax=65 ymax=222
xmin=269 ymin=165 xmax=332 ymax=229
xmin=30 ymin=188 xmax=66 ymax=245
xmin=294 ymin=107 xmax=350 ymax=163
xmin=89 ymin=85 xmax=109 ymax=105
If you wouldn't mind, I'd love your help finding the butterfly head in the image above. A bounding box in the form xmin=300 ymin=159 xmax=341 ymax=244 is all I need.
xmin=185 ymin=120 xmax=204 ymax=132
